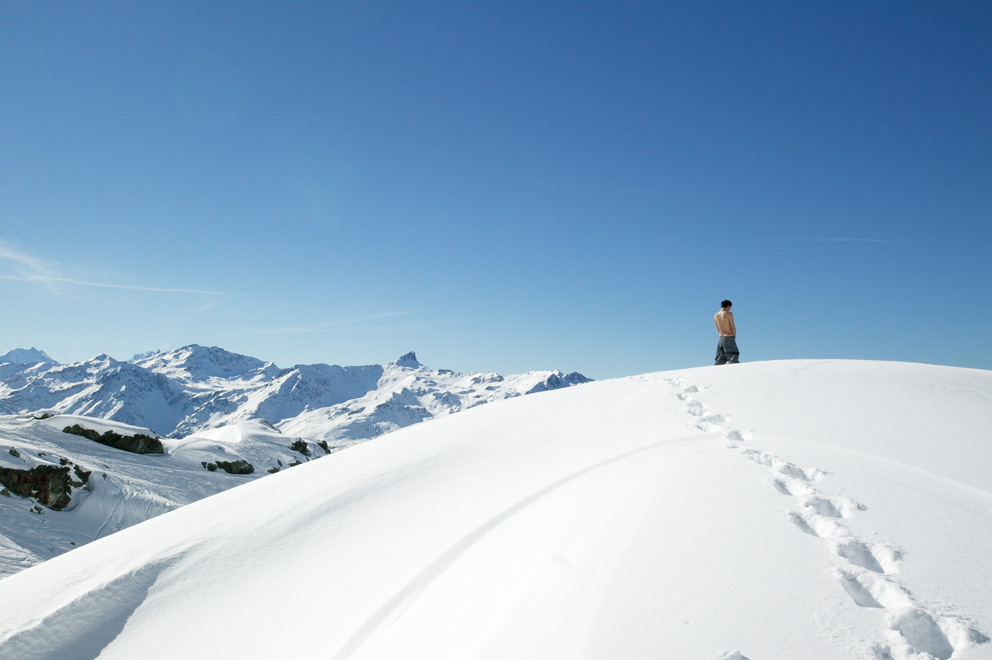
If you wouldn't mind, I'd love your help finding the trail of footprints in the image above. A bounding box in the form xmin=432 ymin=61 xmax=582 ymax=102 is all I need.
xmin=665 ymin=377 xmax=988 ymax=660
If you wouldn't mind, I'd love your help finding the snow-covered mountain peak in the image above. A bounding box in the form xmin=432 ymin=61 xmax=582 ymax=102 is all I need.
xmin=82 ymin=354 xmax=119 ymax=371
xmin=134 ymin=344 xmax=271 ymax=383
xmin=0 ymin=348 xmax=57 ymax=365
xmin=393 ymin=351 xmax=422 ymax=368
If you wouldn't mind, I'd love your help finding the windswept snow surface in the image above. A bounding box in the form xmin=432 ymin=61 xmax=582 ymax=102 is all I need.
xmin=0 ymin=360 xmax=990 ymax=660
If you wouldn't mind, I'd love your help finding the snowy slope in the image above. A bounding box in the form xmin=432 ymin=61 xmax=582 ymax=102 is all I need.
xmin=0 ymin=360 xmax=988 ymax=660
xmin=0 ymin=414 xmax=324 ymax=579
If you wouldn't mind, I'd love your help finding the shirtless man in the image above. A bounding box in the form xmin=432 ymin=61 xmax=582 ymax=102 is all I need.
xmin=714 ymin=300 xmax=740 ymax=365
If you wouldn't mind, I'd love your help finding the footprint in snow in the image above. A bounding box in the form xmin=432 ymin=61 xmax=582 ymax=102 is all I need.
xmin=804 ymin=495 xmax=845 ymax=518
xmin=684 ymin=400 xmax=705 ymax=415
xmin=833 ymin=538 xmax=889 ymax=574
xmin=789 ymin=507 xmax=900 ymax=575
xmin=741 ymin=448 xmax=825 ymax=483
xmin=887 ymin=609 xmax=957 ymax=660
xmin=772 ymin=478 xmax=793 ymax=496
xmin=723 ymin=429 xmax=749 ymax=444
xmin=835 ymin=569 xmax=913 ymax=610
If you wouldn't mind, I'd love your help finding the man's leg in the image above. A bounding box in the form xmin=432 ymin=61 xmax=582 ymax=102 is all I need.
xmin=724 ymin=337 xmax=740 ymax=364
xmin=715 ymin=341 xmax=727 ymax=365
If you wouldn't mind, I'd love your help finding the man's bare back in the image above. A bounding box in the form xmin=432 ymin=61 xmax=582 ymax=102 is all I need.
xmin=714 ymin=309 xmax=736 ymax=337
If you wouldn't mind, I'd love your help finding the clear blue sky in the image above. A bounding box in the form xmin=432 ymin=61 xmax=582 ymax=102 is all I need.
xmin=2 ymin=1 xmax=990 ymax=378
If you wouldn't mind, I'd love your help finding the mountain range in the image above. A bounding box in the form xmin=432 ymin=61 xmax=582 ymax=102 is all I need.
xmin=0 ymin=345 xmax=589 ymax=448
xmin=0 ymin=346 xmax=589 ymax=577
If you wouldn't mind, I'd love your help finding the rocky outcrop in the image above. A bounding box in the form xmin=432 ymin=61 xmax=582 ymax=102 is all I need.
xmin=63 ymin=424 xmax=165 ymax=454
xmin=201 ymin=459 xmax=254 ymax=475
xmin=0 ymin=462 xmax=90 ymax=510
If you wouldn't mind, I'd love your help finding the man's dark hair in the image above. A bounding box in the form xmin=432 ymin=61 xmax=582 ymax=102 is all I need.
xmin=721 ymin=300 xmax=733 ymax=309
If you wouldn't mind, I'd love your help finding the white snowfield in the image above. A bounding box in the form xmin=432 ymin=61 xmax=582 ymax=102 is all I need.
xmin=0 ymin=360 xmax=989 ymax=660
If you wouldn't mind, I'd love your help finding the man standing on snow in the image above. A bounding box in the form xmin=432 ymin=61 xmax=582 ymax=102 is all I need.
xmin=714 ymin=300 xmax=740 ymax=365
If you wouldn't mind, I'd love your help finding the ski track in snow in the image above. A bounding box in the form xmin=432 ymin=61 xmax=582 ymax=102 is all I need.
xmin=664 ymin=376 xmax=990 ymax=660
xmin=332 ymin=435 xmax=693 ymax=660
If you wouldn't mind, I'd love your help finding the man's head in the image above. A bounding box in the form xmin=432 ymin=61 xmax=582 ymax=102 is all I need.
xmin=721 ymin=299 xmax=732 ymax=310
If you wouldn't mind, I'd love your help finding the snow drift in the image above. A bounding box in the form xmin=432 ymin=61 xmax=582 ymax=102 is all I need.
xmin=0 ymin=360 xmax=989 ymax=660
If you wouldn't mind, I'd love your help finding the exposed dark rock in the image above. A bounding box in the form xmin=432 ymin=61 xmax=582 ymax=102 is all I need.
xmin=0 ymin=464 xmax=74 ymax=510
xmin=72 ymin=465 xmax=91 ymax=486
xmin=216 ymin=459 xmax=254 ymax=475
xmin=8 ymin=447 xmax=19 ymax=458
xmin=317 ymin=440 xmax=331 ymax=454
xmin=290 ymin=439 xmax=310 ymax=457
xmin=201 ymin=459 xmax=254 ymax=475
xmin=63 ymin=424 xmax=164 ymax=454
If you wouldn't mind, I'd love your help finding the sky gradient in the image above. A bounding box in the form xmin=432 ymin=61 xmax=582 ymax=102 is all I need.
xmin=2 ymin=1 xmax=990 ymax=378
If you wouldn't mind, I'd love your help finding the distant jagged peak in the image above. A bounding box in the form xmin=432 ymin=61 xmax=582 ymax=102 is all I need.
xmin=0 ymin=347 xmax=58 ymax=365
xmin=393 ymin=351 xmax=422 ymax=368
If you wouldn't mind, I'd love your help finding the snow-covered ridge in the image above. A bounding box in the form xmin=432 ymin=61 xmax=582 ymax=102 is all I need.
xmin=0 ymin=360 xmax=988 ymax=659
xmin=0 ymin=346 xmax=590 ymax=445
xmin=132 ymin=344 xmax=274 ymax=384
